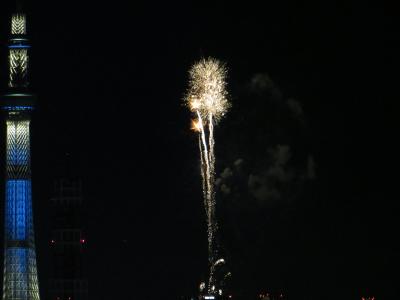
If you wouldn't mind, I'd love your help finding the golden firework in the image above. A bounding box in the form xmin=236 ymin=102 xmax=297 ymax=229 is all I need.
xmin=186 ymin=58 xmax=230 ymax=122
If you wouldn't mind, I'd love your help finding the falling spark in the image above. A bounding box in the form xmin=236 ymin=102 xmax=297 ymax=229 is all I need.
xmin=185 ymin=57 xmax=230 ymax=294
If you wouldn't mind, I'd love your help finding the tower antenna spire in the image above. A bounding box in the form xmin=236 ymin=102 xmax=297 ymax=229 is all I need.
xmin=16 ymin=0 xmax=23 ymax=12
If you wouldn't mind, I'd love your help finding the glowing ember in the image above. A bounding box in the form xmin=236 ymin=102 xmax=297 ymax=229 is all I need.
xmin=191 ymin=119 xmax=202 ymax=132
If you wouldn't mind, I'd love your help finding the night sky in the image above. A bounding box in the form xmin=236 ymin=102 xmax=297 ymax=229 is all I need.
xmin=0 ymin=1 xmax=398 ymax=299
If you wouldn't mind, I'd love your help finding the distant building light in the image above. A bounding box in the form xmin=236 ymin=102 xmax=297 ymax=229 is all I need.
xmin=204 ymin=296 xmax=215 ymax=300
xmin=80 ymin=239 xmax=85 ymax=244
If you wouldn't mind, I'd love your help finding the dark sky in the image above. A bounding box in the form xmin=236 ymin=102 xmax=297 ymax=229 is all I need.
xmin=0 ymin=1 xmax=398 ymax=299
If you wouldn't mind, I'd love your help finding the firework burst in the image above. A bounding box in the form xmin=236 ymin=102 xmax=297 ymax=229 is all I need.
xmin=185 ymin=57 xmax=230 ymax=295
xmin=186 ymin=58 xmax=230 ymax=122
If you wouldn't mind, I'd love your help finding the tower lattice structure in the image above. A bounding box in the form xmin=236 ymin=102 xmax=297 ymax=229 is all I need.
xmin=1 ymin=10 xmax=40 ymax=300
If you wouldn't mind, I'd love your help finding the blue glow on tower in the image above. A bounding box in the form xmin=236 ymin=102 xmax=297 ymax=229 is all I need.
xmin=6 ymin=180 xmax=31 ymax=240
xmin=8 ymin=45 xmax=31 ymax=49
xmin=1 ymin=10 xmax=40 ymax=300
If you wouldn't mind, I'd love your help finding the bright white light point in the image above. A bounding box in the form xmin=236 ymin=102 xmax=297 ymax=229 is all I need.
xmin=190 ymin=98 xmax=201 ymax=110
xmin=214 ymin=258 xmax=225 ymax=266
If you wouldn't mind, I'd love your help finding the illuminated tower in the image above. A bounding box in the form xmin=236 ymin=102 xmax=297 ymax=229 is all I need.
xmin=1 ymin=9 xmax=41 ymax=300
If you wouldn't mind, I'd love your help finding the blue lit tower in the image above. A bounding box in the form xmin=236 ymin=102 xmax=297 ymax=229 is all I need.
xmin=1 ymin=7 xmax=41 ymax=300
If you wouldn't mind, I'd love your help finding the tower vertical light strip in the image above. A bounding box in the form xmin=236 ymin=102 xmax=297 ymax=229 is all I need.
xmin=2 ymin=11 xmax=40 ymax=300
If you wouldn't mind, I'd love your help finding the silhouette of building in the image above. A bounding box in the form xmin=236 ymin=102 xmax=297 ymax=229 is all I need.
xmin=48 ymin=179 xmax=88 ymax=300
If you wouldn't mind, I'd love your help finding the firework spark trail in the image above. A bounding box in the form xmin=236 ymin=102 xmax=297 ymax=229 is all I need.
xmin=196 ymin=110 xmax=217 ymax=292
xmin=197 ymin=123 xmax=215 ymax=288
xmin=197 ymin=111 xmax=215 ymax=269
xmin=186 ymin=58 xmax=230 ymax=294
xmin=198 ymin=134 xmax=208 ymax=216
xmin=207 ymin=113 xmax=217 ymax=271
xmin=196 ymin=112 xmax=211 ymax=211
xmin=208 ymin=113 xmax=216 ymax=209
